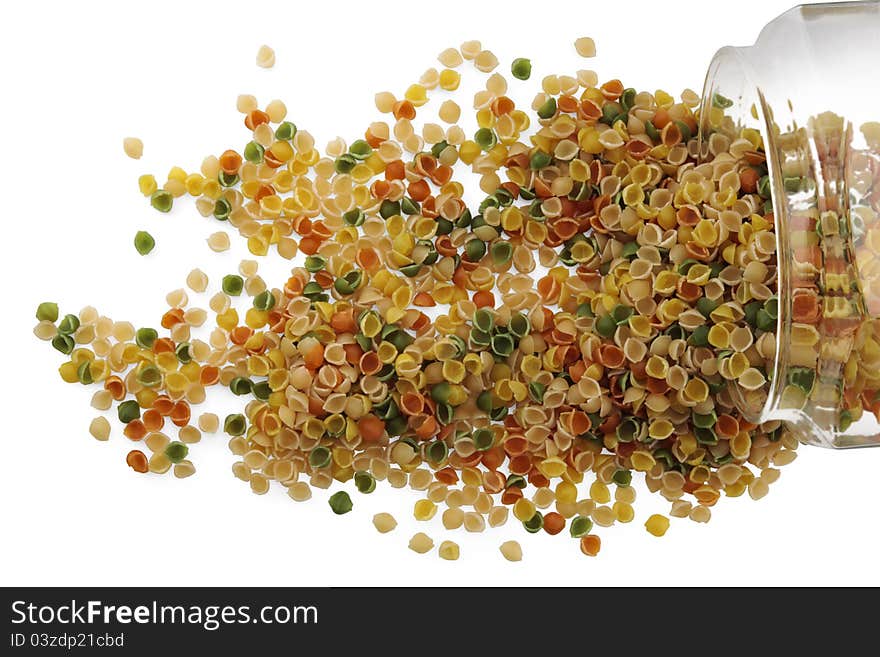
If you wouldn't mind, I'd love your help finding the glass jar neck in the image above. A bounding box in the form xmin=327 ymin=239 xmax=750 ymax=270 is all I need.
xmin=698 ymin=2 xmax=880 ymax=448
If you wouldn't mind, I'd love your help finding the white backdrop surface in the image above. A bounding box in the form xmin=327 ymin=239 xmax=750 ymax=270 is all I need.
xmin=1 ymin=0 xmax=877 ymax=586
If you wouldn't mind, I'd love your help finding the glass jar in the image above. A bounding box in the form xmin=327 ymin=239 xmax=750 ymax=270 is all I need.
xmin=699 ymin=1 xmax=880 ymax=447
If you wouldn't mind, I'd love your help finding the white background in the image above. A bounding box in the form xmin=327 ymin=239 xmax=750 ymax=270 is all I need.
xmin=2 ymin=0 xmax=878 ymax=587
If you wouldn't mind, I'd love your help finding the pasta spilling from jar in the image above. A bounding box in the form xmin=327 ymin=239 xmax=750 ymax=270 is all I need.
xmin=33 ymin=38 xmax=794 ymax=559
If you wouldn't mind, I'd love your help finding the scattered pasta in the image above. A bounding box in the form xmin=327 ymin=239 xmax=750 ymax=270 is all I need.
xmin=36 ymin=35 xmax=825 ymax=560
